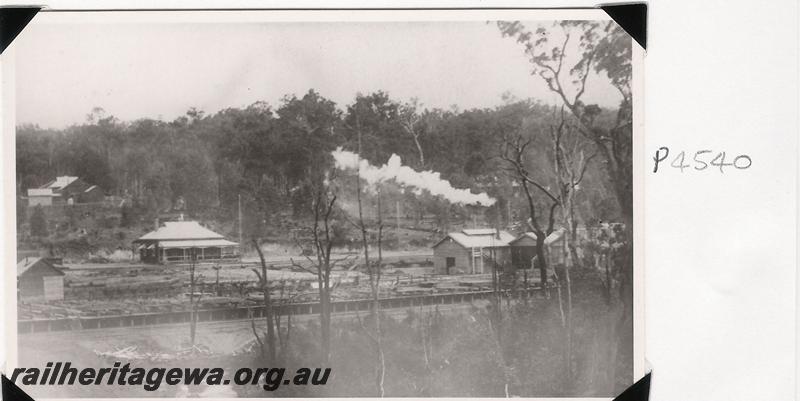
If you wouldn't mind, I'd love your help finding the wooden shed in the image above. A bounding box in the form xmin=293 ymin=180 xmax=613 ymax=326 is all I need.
xmin=432 ymin=229 xmax=516 ymax=275
xmin=17 ymin=257 xmax=66 ymax=302
xmin=79 ymin=185 xmax=105 ymax=203
xmin=509 ymin=228 xmax=566 ymax=270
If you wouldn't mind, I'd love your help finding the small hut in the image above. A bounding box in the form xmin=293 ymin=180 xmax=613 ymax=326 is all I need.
xmin=509 ymin=228 xmax=566 ymax=270
xmin=432 ymin=229 xmax=516 ymax=275
xmin=17 ymin=257 xmax=65 ymax=302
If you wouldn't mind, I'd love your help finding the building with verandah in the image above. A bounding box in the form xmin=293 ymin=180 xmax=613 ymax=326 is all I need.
xmin=133 ymin=218 xmax=239 ymax=264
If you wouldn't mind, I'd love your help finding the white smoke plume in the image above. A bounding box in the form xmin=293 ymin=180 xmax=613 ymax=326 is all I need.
xmin=331 ymin=147 xmax=496 ymax=207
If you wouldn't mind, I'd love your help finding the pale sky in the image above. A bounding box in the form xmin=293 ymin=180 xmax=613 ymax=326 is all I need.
xmin=14 ymin=19 xmax=621 ymax=128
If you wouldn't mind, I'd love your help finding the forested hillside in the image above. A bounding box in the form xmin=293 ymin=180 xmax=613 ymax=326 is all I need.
xmin=17 ymin=91 xmax=622 ymax=255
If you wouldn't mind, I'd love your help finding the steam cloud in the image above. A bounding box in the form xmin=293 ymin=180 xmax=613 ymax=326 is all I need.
xmin=332 ymin=147 xmax=496 ymax=207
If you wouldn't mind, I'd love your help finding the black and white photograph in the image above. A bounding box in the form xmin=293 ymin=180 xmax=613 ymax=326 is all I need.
xmin=6 ymin=9 xmax=643 ymax=399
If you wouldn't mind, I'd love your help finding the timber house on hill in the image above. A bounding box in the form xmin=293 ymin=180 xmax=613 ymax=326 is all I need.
xmin=133 ymin=218 xmax=239 ymax=264
xmin=26 ymin=176 xmax=104 ymax=207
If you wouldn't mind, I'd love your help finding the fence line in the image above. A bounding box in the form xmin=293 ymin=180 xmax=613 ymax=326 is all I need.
xmin=18 ymin=287 xmax=544 ymax=333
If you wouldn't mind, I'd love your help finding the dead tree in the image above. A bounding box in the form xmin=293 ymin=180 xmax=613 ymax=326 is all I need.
xmin=250 ymin=309 xmax=265 ymax=358
xmin=212 ymin=264 xmax=222 ymax=296
xmin=501 ymin=132 xmax=560 ymax=294
xmin=289 ymin=176 xmax=348 ymax=364
xmin=274 ymin=281 xmax=295 ymax=350
xmin=372 ymin=188 xmax=386 ymax=397
xmin=496 ymin=21 xmax=632 ymax=217
xmin=278 ymin=289 xmax=303 ymax=350
xmin=400 ymin=100 xmax=436 ymax=226
xmin=252 ymin=239 xmax=277 ymax=361
xmin=550 ymin=107 xmax=597 ymax=381
xmin=497 ymin=18 xmax=633 ymax=301
xmin=350 ymin=112 xmax=386 ymax=397
xmin=310 ymin=187 xmax=337 ymax=364
xmin=187 ymin=251 xmax=204 ymax=348
xmin=399 ymin=99 xmax=426 ymax=169
xmin=551 ymin=108 xmax=595 ymax=270
xmin=416 ymin=304 xmax=437 ymax=395
xmin=498 ymin=21 xmax=634 ymax=391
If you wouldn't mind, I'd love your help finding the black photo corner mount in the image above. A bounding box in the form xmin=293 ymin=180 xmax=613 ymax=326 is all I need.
xmin=0 ymin=5 xmax=644 ymax=400
xmin=613 ymin=372 xmax=652 ymax=401
xmin=600 ymin=3 xmax=647 ymax=49
xmin=2 ymin=375 xmax=36 ymax=401
xmin=0 ymin=7 xmax=40 ymax=55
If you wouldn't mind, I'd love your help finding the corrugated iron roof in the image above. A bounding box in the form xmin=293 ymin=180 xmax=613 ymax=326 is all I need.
xmin=461 ymin=228 xmax=498 ymax=236
xmin=27 ymin=188 xmax=59 ymax=197
xmin=159 ymin=239 xmax=239 ymax=248
xmin=45 ymin=176 xmax=79 ymax=190
xmin=135 ymin=221 xmax=227 ymax=242
xmin=434 ymin=229 xmax=516 ymax=249
xmin=510 ymin=228 xmax=566 ymax=246
xmin=17 ymin=257 xmax=65 ymax=277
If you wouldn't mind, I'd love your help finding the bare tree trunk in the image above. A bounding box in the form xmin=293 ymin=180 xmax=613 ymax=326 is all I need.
xmin=252 ymin=239 xmax=276 ymax=361
xmin=418 ymin=304 xmax=436 ymax=395
xmin=286 ymin=309 xmax=292 ymax=345
xmin=411 ymin=134 xmax=425 ymax=168
xmin=250 ymin=311 xmax=265 ymax=358
xmin=275 ymin=282 xmax=284 ymax=350
xmin=485 ymin=306 xmax=515 ymax=396
xmin=534 ymin=235 xmax=549 ymax=293
xmin=374 ymin=191 xmax=386 ymax=397
xmin=613 ymin=235 xmax=634 ymax=392
xmin=320 ymin=277 xmax=331 ymax=363
xmin=188 ymin=256 xmax=200 ymax=347
xmin=354 ymin=116 xmax=385 ymax=397
xmin=564 ymin=261 xmax=573 ymax=382
xmin=291 ymin=174 xmax=340 ymax=364
xmin=501 ymin=135 xmax=559 ymax=296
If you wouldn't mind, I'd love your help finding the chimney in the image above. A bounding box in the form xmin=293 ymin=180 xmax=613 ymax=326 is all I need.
xmin=154 ymin=217 xmax=160 ymax=231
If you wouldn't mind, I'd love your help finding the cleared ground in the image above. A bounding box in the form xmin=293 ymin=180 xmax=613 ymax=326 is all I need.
xmin=20 ymin=250 xmax=439 ymax=320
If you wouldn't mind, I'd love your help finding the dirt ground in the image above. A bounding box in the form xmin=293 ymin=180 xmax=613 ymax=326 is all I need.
xmin=19 ymin=249 xmax=437 ymax=320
